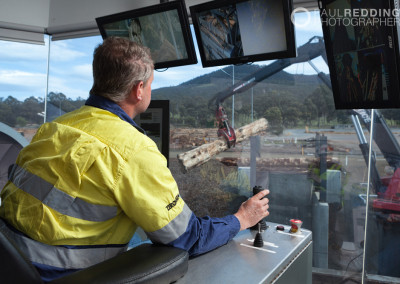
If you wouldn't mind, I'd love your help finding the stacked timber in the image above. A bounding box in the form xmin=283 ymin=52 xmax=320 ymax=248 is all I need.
xmin=177 ymin=118 xmax=268 ymax=171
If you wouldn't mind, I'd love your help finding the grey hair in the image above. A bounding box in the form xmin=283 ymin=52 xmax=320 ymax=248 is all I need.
xmin=89 ymin=37 xmax=154 ymax=103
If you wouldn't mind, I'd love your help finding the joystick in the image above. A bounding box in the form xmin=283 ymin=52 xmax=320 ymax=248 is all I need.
xmin=250 ymin=186 xmax=268 ymax=231
xmin=253 ymin=223 xmax=264 ymax=247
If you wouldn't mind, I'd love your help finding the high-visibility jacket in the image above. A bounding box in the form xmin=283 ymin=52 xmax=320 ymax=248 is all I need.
xmin=0 ymin=95 xmax=240 ymax=279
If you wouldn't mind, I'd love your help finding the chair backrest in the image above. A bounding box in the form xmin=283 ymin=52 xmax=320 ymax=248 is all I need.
xmin=52 ymin=243 xmax=189 ymax=284
xmin=0 ymin=229 xmax=43 ymax=284
xmin=0 ymin=220 xmax=188 ymax=284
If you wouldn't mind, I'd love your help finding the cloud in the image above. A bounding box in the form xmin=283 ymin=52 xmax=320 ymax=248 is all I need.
xmin=0 ymin=39 xmax=87 ymax=68
xmin=49 ymin=63 xmax=93 ymax=89
xmin=153 ymin=63 xmax=222 ymax=89
xmin=47 ymin=74 xmax=91 ymax=99
xmin=0 ymin=41 xmax=48 ymax=61
xmin=0 ymin=70 xmax=46 ymax=87
xmin=153 ymin=68 xmax=196 ymax=88
xmin=0 ymin=68 xmax=91 ymax=101
xmin=49 ymin=41 xmax=86 ymax=62
xmin=0 ymin=70 xmax=47 ymax=100
xmin=72 ymin=64 xmax=92 ymax=78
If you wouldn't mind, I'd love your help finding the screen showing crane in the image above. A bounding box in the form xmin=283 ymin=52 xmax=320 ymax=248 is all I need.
xmin=190 ymin=0 xmax=296 ymax=67
xmin=96 ymin=0 xmax=197 ymax=70
xmin=319 ymin=0 xmax=400 ymax=109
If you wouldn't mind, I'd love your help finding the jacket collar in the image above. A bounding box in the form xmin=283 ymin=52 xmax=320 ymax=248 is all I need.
xmin=85 ymin=94 xmax=146 ymax=134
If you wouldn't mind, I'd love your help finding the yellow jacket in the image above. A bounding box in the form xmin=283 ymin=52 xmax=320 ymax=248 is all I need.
xmin=0 ymin=105 xmax=188 ymax=269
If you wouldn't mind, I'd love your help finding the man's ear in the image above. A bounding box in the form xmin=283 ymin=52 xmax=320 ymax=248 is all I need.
xmin=131 ymin=81 xmax=144 ymax=101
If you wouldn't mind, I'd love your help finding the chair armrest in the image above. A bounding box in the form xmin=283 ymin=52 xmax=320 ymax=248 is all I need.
xmin=51 ymin=244 xmax=188 ymax=284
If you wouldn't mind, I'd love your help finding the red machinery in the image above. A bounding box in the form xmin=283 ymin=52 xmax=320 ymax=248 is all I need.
xmin=373 ymin=168 xmax=400 ymax=215
xmin=215 ymin=105 xmax=236 ymax=148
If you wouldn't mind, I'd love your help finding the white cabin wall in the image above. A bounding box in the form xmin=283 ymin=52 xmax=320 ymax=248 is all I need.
xmin=47 ymin=0 xmax=159 ymax=37
xmin=0 ymin=0 xmax=319 ymax=42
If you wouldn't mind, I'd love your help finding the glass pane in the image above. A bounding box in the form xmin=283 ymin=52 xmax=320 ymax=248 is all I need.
xmin=47 ymin=35 xmax=103 ymax=122
xmin=162 ymin=11 xmax=364 ymax=283
xmin=0 ymin=38 xmax=48 ymax=191
xmin=364 ymin=109 xmax=400 ymax=281
xmin=0 ymin=38 xmax=48 ymax=130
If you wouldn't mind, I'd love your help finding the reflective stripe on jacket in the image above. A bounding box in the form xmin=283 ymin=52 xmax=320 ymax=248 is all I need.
xmin=0 ymin=218 xmax=126 ymax=269
xmin=0 ymin=105 xmax=188 ymax=269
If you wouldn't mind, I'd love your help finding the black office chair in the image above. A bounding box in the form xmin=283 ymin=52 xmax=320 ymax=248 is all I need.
xmin=0 ymin=229 xmax=188 ymax=283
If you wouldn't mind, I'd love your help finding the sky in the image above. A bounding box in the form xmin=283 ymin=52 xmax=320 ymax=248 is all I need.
xmin=0 ymin=11 xmax=327 ymax=102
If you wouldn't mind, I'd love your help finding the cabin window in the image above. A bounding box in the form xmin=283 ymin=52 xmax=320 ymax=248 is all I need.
xmin=0 ymin=9 xmax=399 ymax=283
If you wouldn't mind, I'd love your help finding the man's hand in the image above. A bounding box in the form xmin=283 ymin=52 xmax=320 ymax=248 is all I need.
xmin=234 ymin=189 xmax=270 ymax=231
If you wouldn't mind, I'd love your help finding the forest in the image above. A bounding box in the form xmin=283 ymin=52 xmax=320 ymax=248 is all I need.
xmin=3 ymin=64 xmax=400 ymax=134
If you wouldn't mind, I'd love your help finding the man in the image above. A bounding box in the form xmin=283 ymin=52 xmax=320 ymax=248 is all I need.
xmin=0 ymin=37 xmax=269 ymax=281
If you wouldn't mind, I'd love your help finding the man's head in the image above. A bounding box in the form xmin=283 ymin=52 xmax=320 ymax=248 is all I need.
xmin=90 ymin=37 xmax=154 ymax=103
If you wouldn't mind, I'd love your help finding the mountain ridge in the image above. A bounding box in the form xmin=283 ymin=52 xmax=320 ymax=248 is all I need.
xmin=152 ymin=63 xmax=327 ymax=103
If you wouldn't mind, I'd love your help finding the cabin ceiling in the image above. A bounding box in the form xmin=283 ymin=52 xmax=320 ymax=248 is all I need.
xmin=0 ymin=0 xmax=319 ymax=44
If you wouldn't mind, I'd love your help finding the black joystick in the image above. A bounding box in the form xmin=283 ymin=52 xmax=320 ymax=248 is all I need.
xmin=253 ymin=223 xmax=264 ymax=247
xmin=250 ymin=186 xmax=268 ymax=231
xmin=253 ymin=185 xmax=263 ymax=195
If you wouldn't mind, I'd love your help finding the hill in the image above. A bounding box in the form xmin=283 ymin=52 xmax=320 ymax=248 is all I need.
xmin=150 ymin=63 xmax=333 ymax=129
xmin=152 ymin=63 xmax=326 ymax=104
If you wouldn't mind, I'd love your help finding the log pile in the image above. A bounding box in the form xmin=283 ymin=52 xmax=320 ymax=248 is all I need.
xmin=218 ymin=156 xmax=340 ymax=171
xmin=170 ymin=128 xmax=218 ymax=149
xmin=177 ymin=118 xmax=268 ymax=171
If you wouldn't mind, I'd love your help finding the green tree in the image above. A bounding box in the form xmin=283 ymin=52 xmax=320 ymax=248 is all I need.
xmin=22 ymin=96 xmax=43 ymax=124
xmin=282 ymin=102 xmax=303 ymax=128
xmin=0 ymin=100 xmax=15 ymax=126
xmin=264 ymin=106 xmax=283 ymax=135
xmin=16 ymin=116 xmax=27 ymax=127
xmin=48 ymin=92 xmax=75 ymax=113
xmin=336 ymin=110 xmax=352 ymax=124
xmin=305 ymin=86 xmax=335 ymax=127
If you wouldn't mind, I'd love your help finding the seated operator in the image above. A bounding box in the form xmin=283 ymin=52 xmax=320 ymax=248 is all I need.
xmin=0 ymin=37 xmax=270 ymax=282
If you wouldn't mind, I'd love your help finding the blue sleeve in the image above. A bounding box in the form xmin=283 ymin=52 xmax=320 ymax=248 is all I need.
xmin=167 ymin=213 xmax=240 ymax=257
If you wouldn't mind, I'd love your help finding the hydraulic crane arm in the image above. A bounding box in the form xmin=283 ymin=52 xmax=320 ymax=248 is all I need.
xmin=350 ymin=109 xmax=400 ymax=195
xmin=209 ymin=36 xmax=328 ymax=147
xmin=208 ymin=36 xmax=328 ymax=109
xmin=351 ymin=109 xmax=400 ymax=170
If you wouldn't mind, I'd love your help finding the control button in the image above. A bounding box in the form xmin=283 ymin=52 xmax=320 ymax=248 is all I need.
xmin=276 ymin=225 xmax=284 ymax=231
xmin=289 ymin=219 xmax=303 ymax=233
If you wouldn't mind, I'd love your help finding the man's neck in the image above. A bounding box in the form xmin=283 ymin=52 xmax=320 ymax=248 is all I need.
xmin=118 ymin=102 xmax=135 ymax=119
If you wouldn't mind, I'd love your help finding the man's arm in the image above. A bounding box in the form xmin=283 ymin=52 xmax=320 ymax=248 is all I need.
xmin=117 ymin=143 xmax=269 ymax=256
xmin=166 ymin=190 xmax=270 ymax=256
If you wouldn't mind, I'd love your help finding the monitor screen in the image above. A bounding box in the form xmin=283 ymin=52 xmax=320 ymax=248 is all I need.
xmin=319 ymin=0 xmax=400 ymax=109
xmin=135 ymin=100 xmax=170 ymax=166
xmin=189 ymin=0 xmax=296 ymax=67
xmin=96 ymin=0 xmax=197 ymax=70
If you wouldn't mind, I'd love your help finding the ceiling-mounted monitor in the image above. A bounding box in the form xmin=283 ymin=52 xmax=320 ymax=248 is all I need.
xmin=189 ymin=0 xmax=296 ymax=68
xmin=319 ymin=0 xmax=400 ymax=109
xmin=96 ymin=0 xmax=197 ymax=70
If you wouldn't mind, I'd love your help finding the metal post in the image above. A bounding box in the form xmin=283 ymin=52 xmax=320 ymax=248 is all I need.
xmin=250 ymin=136 xmax=261 ymax=188
xmin=232 ymin=65 xmax=235 ymax=128
xmin=44 ymin=35 xmax=51 ymax=123
xmin=362 ymin=109 xmax=375 ymax=284
xmin=320 ymin=134 xmax=327 ymax=203
xmin=251 ymin=87 xmax=254 ymax=122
